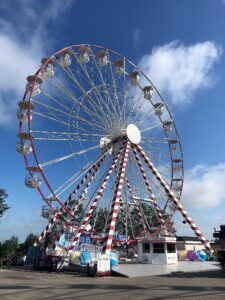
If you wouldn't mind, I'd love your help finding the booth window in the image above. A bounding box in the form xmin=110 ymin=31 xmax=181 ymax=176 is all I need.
xmin=142 ymin=243 xmax=150 ymax=253
xmin=167 ymin=243 xmax=176 ymax=253
xmin=153 ymin=243 xmax=164 ymax=253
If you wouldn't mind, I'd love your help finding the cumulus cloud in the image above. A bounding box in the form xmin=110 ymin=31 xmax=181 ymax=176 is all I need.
xmin=0 ymin=0 xmax=73 ymax=126
xmin=182 ymin=163 xmax=225 ymax=209
xmin=139 ymin=41 xmax=222 ymax=105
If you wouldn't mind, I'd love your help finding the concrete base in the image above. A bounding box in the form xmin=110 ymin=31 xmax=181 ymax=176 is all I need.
xmin=112 ymin=261 xmax=221 ymax=278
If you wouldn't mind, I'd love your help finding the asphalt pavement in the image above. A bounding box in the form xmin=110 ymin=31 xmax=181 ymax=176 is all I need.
xmin=0 ymin=267 xmax=225 ymax=300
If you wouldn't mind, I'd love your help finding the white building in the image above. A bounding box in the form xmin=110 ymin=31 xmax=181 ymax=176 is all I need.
xmin=176 ymin=236 xmax=204 ymax=251
xmin=138 ymin=237 xmax=177 ymax=265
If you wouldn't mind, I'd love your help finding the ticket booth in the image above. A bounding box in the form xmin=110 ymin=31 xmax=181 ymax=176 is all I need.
xmin=138 ymin=237 xmax=177 ymax=264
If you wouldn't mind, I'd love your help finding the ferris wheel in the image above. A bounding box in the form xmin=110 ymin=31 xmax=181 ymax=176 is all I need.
xmin=17 ymin=44 xmax=212 ymax=268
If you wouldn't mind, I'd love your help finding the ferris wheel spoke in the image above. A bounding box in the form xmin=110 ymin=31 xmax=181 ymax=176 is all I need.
xmin=126 ymin=90 xmax=145 ymax=125
xmin=141 ymin=136 xmax=169 ymax=144
xmin=41 ymin=89 xmax=70 ymax=111
xmin=32 ymin=111 xmax=72 ymax=127
xmin=43 ymin=72 xmax=108 ymax=126
xmin=136 ymin=104 xmax=160 ymax=127
xmin=140 ymin=123 xmax=162 ymax=133
xmin=141 ymin=140 xmax=170 ymax=155
xmin=31 ymin=130 xmax=105 ymax=140
xmin=63 ymin=66 xmax=115 ymax=124
xmin=90 ymin=52 xmax=118 ymax=121
xmin=32 ymin=99 xmax=106 ymax=131
xmin=107 ymin=56 xmax=121 ymax=119
xmin=44 ymin=70 xmax=109 ymax=127
xmin=73 ymin=55 xmax=118 ymax=123
xmin=39 ymin=144 xmax=101 ymax=168
xmin=128 ymin=92 xmax=149 ymax=125
xmin=117 ymin=64 xmax=129 ymax=126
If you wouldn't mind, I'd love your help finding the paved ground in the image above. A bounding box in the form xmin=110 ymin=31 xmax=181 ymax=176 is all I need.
xmin=112 ymin=261 xmax=221 ymax=277
xmin=0 ymin=267 xmax=225 ymax=300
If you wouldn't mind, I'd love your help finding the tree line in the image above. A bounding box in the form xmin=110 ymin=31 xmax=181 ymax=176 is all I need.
xmin=0 ymin=188 xmax=38 ymax=265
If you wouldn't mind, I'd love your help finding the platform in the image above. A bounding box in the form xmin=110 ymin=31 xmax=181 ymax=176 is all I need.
xmin=112 ymin=261 xmax=221 ymax=278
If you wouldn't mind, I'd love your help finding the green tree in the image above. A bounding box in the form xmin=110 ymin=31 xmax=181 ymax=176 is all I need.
xmin=15 ymin=233 xmax=39 ymax=257
xmin=0 ymin=236 xmax=19 ymax=264
xmin=24 ymin=233 xmax=38 ymax=251
xmin=0 ymin=189 xmax=10 ymax=219
xmin=90 ymin=208 xmax=108 ymax=233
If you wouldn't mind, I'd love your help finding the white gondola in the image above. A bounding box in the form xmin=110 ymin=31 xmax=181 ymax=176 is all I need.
xmin=170 ymin=146 xmax=178 ymax=153
xmin=154 ymin=103 xmax=164 ymax=116
xmin=130 ymin=71 xmax=140 ymax=85
xmin=143 ymin=86 xmax=154 ymax=100
xmin=17 ymin=110 xmax=28 ymax=122
xmin=97 ymin=50 xmax=108 ymax=67
xmin=26 ymin=166 xmax=42 ymax=172
xmin=41 ymin=58 xmax=56 ymax=78
xmin=25 ymin=175 xmax=42 ymax=188
xmin=58 ymin=48 xmax=73 ymax=68
xmin=168 ymin=138 xmax=178 ymax=145
xmin=26 ymin=75 xmax=42 ymax=97
xmin=16 ymin=143 xmax=33 ymax=154
xmin=173 ymin=165 xmax=182 ymax=172
xmin=43 ymin=196 xmax=57 ymax=202
xmin=78 ymin=46 xmax=90 ymax=64
xmin=17 ymin=132 xmax=34 ymax=140
xmin=18 ymin=100 xmax=35 ymax=110
xmin=172 ymin=178 xmax=182 ymax=192
xmin=114 ymin=59 xmax=124 ymax=74
xmin=17 ymin=110 xmax=33 ymax=123
xmin=163 ymin=121 xmax=173 ymax=133
xmin=172 ymin=159 xmax=182 ymax=172
xmin=41 ymin=205 xmax=58 ymax=219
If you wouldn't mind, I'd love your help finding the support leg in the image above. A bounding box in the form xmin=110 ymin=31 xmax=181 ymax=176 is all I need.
xmin=102 ymin=141 xmax=131 ymax=255
xmin=136 ymin=144 xmax=213 ymax=253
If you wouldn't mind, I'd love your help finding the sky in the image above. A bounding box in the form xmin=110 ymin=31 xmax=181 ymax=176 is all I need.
xmin=0 ymin=0 xmax=225 ymax=242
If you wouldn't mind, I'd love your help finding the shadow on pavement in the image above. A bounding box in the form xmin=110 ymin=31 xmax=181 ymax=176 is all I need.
xmin=159 ymin=270 xmax=225 ymax=279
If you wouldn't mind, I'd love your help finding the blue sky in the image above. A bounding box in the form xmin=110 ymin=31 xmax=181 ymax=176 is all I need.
xmin=0 ymin=0 xmax=225 ymax=242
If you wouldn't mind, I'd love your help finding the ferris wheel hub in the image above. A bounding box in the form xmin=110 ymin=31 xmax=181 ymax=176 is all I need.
xmin=126 ymin=124 xmax=141 ymax=144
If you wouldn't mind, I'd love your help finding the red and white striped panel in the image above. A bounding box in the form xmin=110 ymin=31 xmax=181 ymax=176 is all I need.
xmin=102 ymin=141 xmax=131 ymax=255
xmin=136 ymin=144 xmax=213 ymax=253
xmin=132 ymin=146 xmax=165 ymax=227
xmin=114 ymin=166 xmax=126 ymax=228
xmin=34 ymin=154 xmax=106 ymax=246
xmin=57 ymin=146 xmax=125 ymax=270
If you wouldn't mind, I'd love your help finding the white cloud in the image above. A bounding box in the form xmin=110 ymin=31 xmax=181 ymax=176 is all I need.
xmin=0 ymin=0 xmax=73 ymax=127
xmin=182 ymin=163 xmax=225 ymax=209
xmin=139 ymin=41 xmax=222 ymax=105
